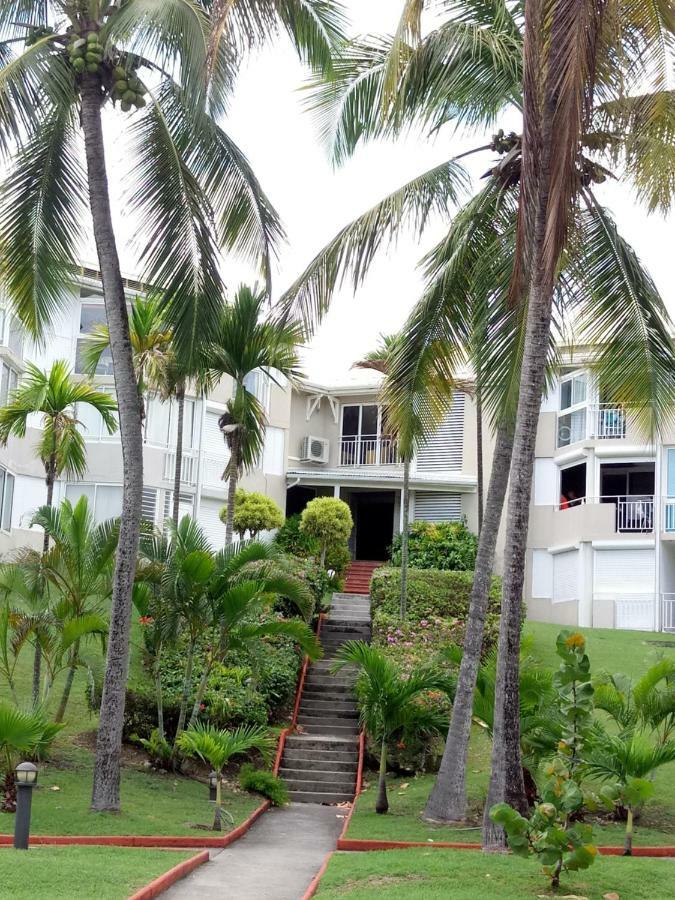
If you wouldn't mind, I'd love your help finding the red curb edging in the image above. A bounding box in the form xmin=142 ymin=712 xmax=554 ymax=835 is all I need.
xmin=301 ymin=850 xmax=335 ymax=900
xmin=334 ymin=837 xmax=675 ymax=857
xmin=337 ymin=730 xmax=365 ymax=843
xmin=129 ymin=849 xmax=209 ymax=900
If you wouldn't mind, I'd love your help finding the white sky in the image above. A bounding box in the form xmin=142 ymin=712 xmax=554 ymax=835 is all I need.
xmin=112 ymin=1 xmax=674 ymax=383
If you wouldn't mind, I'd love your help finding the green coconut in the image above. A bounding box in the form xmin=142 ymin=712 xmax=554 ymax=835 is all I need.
xmin=72 ymin=58 xmax=86 ymax=73
xmin=115 ymin=80 xmax=128 ymax=93
xmin=113 ymin=66 xmax=127 ymax=80
xmin=87 ymin=32 xmax=99 ymax=44
xmin=70 ymin=47 xmax=84 ymax=59
xmin=122 ymin=89 xmax=136 ymax=103
xmin=133 ymin=95 xmax=147 ymax=108
xmin=121 ymin=100 xmax=132 ymax=112
xmin=86 ymin=62 xmax=100 ymax=74
xmin=85 ymin=51 xmax=102 ymax=63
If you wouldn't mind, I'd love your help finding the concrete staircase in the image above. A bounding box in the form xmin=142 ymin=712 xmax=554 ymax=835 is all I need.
xmin=279 ymin=592 xmax=371 ymax=804
xmin=343 ymin=561 xmax=381 ymax=595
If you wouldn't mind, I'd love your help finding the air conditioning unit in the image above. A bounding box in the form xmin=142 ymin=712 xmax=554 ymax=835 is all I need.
xmin=300 ymin=435 xmax=329 ymax=464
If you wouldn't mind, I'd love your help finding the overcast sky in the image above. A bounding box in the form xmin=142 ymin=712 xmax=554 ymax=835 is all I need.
xmin=110 ymin=1 xmax=674 ymax=383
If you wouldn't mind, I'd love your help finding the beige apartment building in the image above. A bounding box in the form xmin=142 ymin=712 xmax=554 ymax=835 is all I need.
xmin=1 ymin=275 xmax=674 ymax=633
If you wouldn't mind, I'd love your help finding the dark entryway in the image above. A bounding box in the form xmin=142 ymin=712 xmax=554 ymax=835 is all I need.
xmin=353 ymin=491 xmax=395 ymax=561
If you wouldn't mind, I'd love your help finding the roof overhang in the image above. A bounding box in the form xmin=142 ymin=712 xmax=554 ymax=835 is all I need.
xmin=287 ymin=467 xmax=477 ymax=493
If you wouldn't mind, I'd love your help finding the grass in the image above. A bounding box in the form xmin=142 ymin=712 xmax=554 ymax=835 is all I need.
xmin=315 ymin=847 xmax=674 ymax=899
xmin=0 ymin=846 xmax=194 ymax=899
xmin=0 ymin=627 xmax=261 ymax=837
xmin=347 ymin=620 xmax=675 ymax=847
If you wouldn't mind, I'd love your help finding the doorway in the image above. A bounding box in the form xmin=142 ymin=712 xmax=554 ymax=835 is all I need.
xmin=352 ymin=491 xmax=395 ymax=561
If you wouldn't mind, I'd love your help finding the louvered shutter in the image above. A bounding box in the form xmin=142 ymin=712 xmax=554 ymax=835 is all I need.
xmin=141 ymin=488 xmax=157 ymax=526
xmin=416 ymin=392 xmax=464 ymax=471
xmin=413 ymin=492 xmax=462 ymax=522
xmin=593 ymin=549 xmax=655 ymax=594
xmin=199 ymin=497 xmax=226 ymax=548
xmin=553 ymin=550 xmax=578 ymax=602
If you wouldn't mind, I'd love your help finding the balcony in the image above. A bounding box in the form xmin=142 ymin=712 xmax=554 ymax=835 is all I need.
xmin=163 ymin=450 xmax=198 ymax=486
xmin=558 ymin=495 xmax=654 ymax=534
xmin=557 ymin=404 xmax=626 ymax=448
xmin=339 ymin=435 xmax=399 ymax=467
xmin=662 ymin=594 xmax=675 ymax=632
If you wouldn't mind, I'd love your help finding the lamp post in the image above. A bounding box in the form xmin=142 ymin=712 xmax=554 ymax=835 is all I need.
xmin=208 ymin=771 xmax=218 ymax=803
xmin=14 ymin=762 xmax=38 ymax=850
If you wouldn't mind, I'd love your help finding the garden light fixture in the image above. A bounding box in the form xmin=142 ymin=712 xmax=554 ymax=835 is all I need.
xmin=14 ymin=762 xmax=38 ymax=850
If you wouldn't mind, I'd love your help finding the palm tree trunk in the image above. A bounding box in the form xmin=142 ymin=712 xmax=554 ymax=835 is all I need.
xmin=174 ymin=638 xmax=196 ymax=743
xmin=172 ymin=381 xmax=186 ymax=526
xmin=476 ymin=381 xmax=484 ymax=534
xmin=80 ymin=76 xmax=144 ymax=812
xmin=483 ymin=143 xmax=557 ymax=854
xmin=424 ymin=423 xmax=514 ymax=823
xmin=187 ymin=658 xmax=214 ymax=730
xmin=54 ymin=639 xmax=80 ymax=724
xmin=400 ymin=457 xmax=411 ymax=619
xmin=33 ymin=460 xmax=57 ymax=707
xmin=376 ymin=739 xmax=389 ymax=814
xmin=224 ymin=445 xmax=239 ymax=546
xmin=213 ymin=774 xmax=222 ymax=831
xmin=624 ymin=808 xmax=634 ymax=856
xmin=155 ymin=661 xmax=165 ymax=742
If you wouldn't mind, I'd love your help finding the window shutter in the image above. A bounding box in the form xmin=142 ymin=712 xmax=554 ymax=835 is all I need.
xmin=413 ymin=492 xmax=462 ymax=522
xmin=553 ymin=550 xmax=578 ymax=602
xmin=416 ymin=392 xmax=464 ymax=472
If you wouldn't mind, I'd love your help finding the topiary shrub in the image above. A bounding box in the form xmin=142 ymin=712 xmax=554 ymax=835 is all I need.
xmin=390 ymin=521 xmax=478 ymax=570
xmin=239 ymin=764 xmax=289 ymax=806
xmin=220 ymin=489 xmax=284 ymax=540
xmin=300 ymin=497 xmax=353 ymax=567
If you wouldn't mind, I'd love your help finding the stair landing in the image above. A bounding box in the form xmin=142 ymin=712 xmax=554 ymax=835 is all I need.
xmin=343 ymin=560 xmax=382 ymax=594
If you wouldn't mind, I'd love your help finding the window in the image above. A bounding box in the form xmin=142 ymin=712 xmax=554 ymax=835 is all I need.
xmin=0 ymin=362 xmax=18 ymax=405
xmin=65 ymin=483 xmax=123 ymax=524
xmin=75 ymin=303 xmax=113 ymax=374
xmin=141 ymin=488 xmax=157 ymax=526
xmin=145 ymin=396 xmax=200 ymax=449
xmin=262 ymin=427 xmax=285 ymax=476
xmin=557 ymin=370 xmax=588 ymax=448
xmin=76 ymin=393 xmax=118 ymax=441
xmin=0 ymin=467 xmax=15 ymax=532
xmin=163 ymin=490 xmax=194 ymax=524
xmin=243 ymin=370 xmax=271 ymax=412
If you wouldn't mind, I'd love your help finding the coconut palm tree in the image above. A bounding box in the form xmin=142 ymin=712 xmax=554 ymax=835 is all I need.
xmin=0 ymin=0 xmax=344 ymax=810
xmin=0 ymin=360 xmax=116 ymax=704
xmin=331 ymin=641 xmax=453 ymax=814
xmin=207 ymin=286 xmax=303 ymax=544
xmin=279 ymin=1 xmax=675 ymax=835
xmin=178 ymin=722 xmax=274 ymax=830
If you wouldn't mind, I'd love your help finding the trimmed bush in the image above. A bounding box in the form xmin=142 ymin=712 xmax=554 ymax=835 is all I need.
xmin=370 ymin=567 xmax=502 ymax=622
xmin=220 ymin=489 xmax=284 ymax=539
xmin=300 ymin=497 xmax=353 ymax=566
xmin=390 ymin=521 xmax=478 ymax=570
xmin=239 ymin=764 xmax=289 ymax=806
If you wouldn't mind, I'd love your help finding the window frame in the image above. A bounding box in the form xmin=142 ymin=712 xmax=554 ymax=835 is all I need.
xmin=0 ymin=466 xmax=15 ymax=533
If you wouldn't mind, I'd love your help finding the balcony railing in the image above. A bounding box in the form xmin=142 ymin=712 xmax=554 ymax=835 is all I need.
xmin=664 ymin=499 xmax=675 ymax=532
xmin=592 ymin=404 xmax=627 ymax=439
xmin=558 ymin=495 xmax=654 ymax=533
xmin=662 ymin=594 xmax=675 ymax=632
xmin=339 ymin=435 xmax=399 ymax=467
xmin=163 ymin=450 xmax=198 ymax=486
xmin=557 ymin=405 xmax=627 ymax=447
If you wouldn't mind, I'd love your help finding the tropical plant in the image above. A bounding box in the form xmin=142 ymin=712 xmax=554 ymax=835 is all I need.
xmin=178 ymin=722 xmax=274 ymax=830
xmin=0 ymin=702 xmax=63 ymax=812
xmin=220 ymin=489 xmax=284 ymax=541
xmin=206 ymin=285 xmax=303 ymax=544
xmin=593 ymin=659 xmax=675 ymax=746
xmin=239 ymin=763 xmax=289 ymax=806
xmin=300 ymin=497 xmax=353 ymax=569
xmin=0 ymin=0 xmax=343 ymax=811
xmin=331 ymin=641 xmax=452 ymax=814
xmin=135 ymin=519 xmax=320 ymax=744
xmin=490 ymin=630 xmax=598 ymax=888
xmin=278 ymin=0 xmax=675 ymax=835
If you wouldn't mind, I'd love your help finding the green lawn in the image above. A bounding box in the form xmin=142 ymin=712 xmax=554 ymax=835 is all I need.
xmin=347 ymin=621 xmax=675 ymax=847
xmin=0 ymin=629 xmax=261 ymax=837
xmin=315 ymin=848 xmax=674 ymax=899
xmin=0 ymin=846 xmax=194 ymax=899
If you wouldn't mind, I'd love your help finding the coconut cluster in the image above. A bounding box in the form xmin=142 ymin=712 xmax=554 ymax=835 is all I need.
xmin=68 ymin=31 xmax=104 ymax=75
xmin=111 ymin=67 xmax=148 ymax=111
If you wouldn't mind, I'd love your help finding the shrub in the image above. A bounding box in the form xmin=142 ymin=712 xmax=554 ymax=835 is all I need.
xmin=370 ymin=567 xmax=502 ymax=623
xmin=274 ymin=514 xmax=319 ymax=557
xmin=202 ymin=666 xmax=269 ymax=728
xmin=390 ymin=521 xmax=478 ymax=570
xmin=300 ymin=497 xmax=353 ymax=567
xmin=239 ymin=763 xmax=289 ymax=806
xmin=220 ymin=489 xmax=284 ymax=539
xmin=277 ymin=556 xmax=341 ymax=615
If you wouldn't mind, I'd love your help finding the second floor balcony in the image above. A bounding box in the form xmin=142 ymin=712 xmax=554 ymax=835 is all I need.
xmin=557 ymin=404 xmax=627 ymax=448
xmin=339 ymin=434 xmax=399 ymax=467
xmin=558 ymin=494 xmax=654 ymax=534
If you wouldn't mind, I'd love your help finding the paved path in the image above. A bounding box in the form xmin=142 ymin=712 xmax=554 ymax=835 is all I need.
xmin=164 ymin=803 xmax=344 ymax=899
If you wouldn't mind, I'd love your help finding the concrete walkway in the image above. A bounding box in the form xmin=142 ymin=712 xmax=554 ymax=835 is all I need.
xmin=163 ymin=803 xmax=344 ymax=899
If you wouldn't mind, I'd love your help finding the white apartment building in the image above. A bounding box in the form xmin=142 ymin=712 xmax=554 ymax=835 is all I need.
xmin=1 ymin=276 xmax=674 ymax=634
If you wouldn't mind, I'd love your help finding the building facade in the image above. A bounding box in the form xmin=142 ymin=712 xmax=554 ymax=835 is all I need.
xmin=1 ymin=278 xmax=674 ymax=633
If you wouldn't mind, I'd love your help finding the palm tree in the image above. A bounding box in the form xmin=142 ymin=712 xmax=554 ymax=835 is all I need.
xmin=0 ymin=703 xmax=62 ymax=812
xmin=207 ymin=286 xmax=303 ymax=544
xmin=279 ymin=1 xmax=675 ymax=834
xmin=0 ymin=360 xmax=116 ymax=704
xmin=32 ymin=497 xmax=118 ymax=722
xmin=331 ymin=641 xmax=453 ymax=814
xmin=355 ymin=333 xmax=455 ymax=618
xmin=0 ymin=0 xmax=343 ymax=811
xmin=178 ymin=723 xmax=274 ymax=830
xmin=584 ymin=729 xmax=675 ymax=855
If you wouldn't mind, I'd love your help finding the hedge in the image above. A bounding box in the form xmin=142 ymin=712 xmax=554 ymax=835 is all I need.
xmin=370 ymin=567 xmax=502 ymax=621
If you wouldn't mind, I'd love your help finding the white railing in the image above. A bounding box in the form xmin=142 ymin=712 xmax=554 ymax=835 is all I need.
xmin=339 ymin=435 xmax=399 ymax=467
xmin=662 ymin=594 xmax=675 ymax=632
xmin=163 ymin=450 xmax=198 ymax=486
xmin=615 ymin=597 xmax=656 ymax=631
xmin=558 ymin=495 xmax=654 ymax=533
xmin=591 ymin=404 xmax=627 ymax=439
xmin=663 ymin=499 xmax=675 ymax=533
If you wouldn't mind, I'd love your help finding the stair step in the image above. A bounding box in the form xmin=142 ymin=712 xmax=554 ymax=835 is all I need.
xmin=284 ymin=735 xmax=358 ymax=751
xmin=299 ymin=705 xmax=358 ymax=720
xmin=281 ymin=753 xmax=357 ymax=771
xmin=303 ymin=677 xmax=354 ymax=689
xmin=301 ymin=692 xmax=356 ymax=705
xmin=280 ymin=766 xmax=356 ymax=783
xmin=298 ymin=724 xmax=360 ymax=738
xmin=283 ymin=776 xmax=356 ymax=794
xmin=290 ymin=790 xmax=354 ymax=804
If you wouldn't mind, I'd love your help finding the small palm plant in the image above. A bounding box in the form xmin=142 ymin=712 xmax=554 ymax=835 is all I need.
xmin=0 ymin=702 xmax=63 ymax=812
xmin=178 ymin=723 xmax=274 ymax=830
xmin=584 ymin=728 xmax=675 ymax=856
xmin=332 ymin=641 xmax=453 ymax=814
